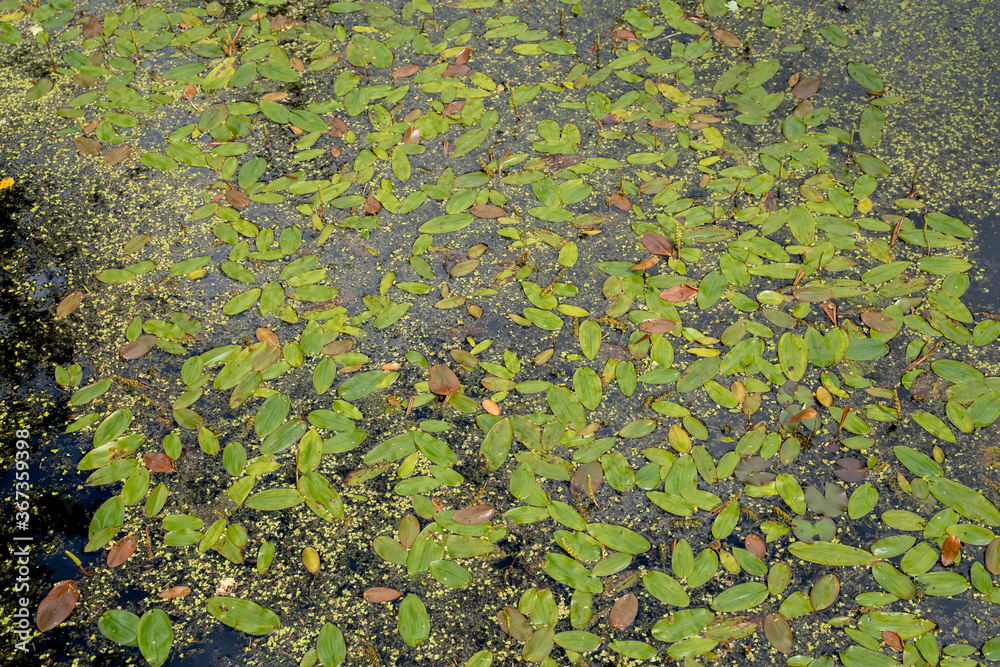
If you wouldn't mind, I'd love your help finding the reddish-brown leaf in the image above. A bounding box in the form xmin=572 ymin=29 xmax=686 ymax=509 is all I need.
xmin=442 ymin=64 xmax=471 ymax=77
xmin=600 ymin=113 xmax=621 ymax=127
xmin=659 ymin=285 xmax=698 ymax=302
xmin=452 ymin=504 xmax=495 ymax=525
xmin=107 ymin=535 xmax=137 ymax=568
xmin=393 ymin=64 xmax=419 ymax=78
xmin=181 ymin=84 xmax=197 ymax=100
xmin=614 ymin=28 xmax=639 ymax=41
xmin=364 ymin=195 xmax=381 ymax=215
xmin=36 ymin=581 xmax=79 ymax=632
xmin=402 ymin=126 xmax=421 ymax=144
xmin=570 ymin=461 xmax=603 ymax=498
xmin=861 ymin=311 xmax=896 ymax=333
xmin=610 ymin=192 xmax=632 ymax=211
xmin=882 ymin=630 xmax=904 ymax=652
xmin=941 ymin=534 xmax=961 ymax=567
xmin=792 ymin=75 xmax=821 ymax=100
xmin=442 ymin=100 xmax=466 ymax=116
xmin=56 ymin=292 xmax=84 ymax=318
xmin=821 ymin=302 xmax=838 ymax=327
xmin=321 ymin=339 xmax=354 ymax=356
xmin=225 ymin=189 xmax=250 ymax=208
xmin=75 ymin=137 xmax=103 ymax=155
xmin=144 ymin=452 xmax=175 ymax=473
xmin=641 ymin=232 xmax=675 ymax=256
xmin=158 ymin=585 xmax=191 ymax=599
xmin=256 ymin=327 xmax=279 ymax=346
xmin=428 ymin=364 xmax=460 ymax=396
xmin=788 ymin=408 xmax=817 ymax=423
xmin=986 ymin=538 xmax=999 ymax=574
xmin=745 ymin=534 xmax=766 ymax=560
xmin=639 ymin=318 xmax=677 ymax=334
xmin=713 ymin=29 xmax=741 ymax=47
xmin=630 ymin=256 xmax=658 ymax=271
xmin=647 ymin=118 xmax=677 ymax=129
xmin=82 ymin=17 xmax=102 ymax=38
xmin=609 ymin=593 xmax=638 ymax=630
xmin=289 ymin=57 xmax=304 ymax=72
xmin=364 ymin=587 xmax=401 ymax=603
xmin=763 ymin=613 xmax=793 ymax=654
xmin=455 ymin=47 xmax=472 ymax=65
xmin=103 ymin=144 xmax=132 ymax=167
xmin=470 ymin=204 xmax=506 ymax=219
xmin=120 ymin=334 xmax=158 ymax=360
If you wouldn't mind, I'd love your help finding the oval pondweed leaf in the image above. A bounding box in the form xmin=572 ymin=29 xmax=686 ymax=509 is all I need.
xmin=609 ymin=593 xmax=638 ymax=630
xmin=428 ymin=364 xmax=460 ymax=397
xmin=36 ymin=580 xmax=79 ymax=632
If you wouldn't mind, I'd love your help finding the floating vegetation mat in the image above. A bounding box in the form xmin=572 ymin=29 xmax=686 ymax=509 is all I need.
xmin=4 ymin=0 xmax=1000 ymax=665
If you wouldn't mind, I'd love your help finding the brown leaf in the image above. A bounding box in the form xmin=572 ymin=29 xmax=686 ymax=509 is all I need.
xmin=791 ymin=75 xmax=821 ymax=100
xmin=181 ymin=84 xmax=197 ymax=100
xmin=428 ymin=364 xmax=460 ymax=396
xmin=482 ymin=398 xmax=500 ymax=416
xmin=882 ymin=630 xmax=904 ymax=652
xmin=36 ymin=581 xmax=79 ymax=632
xmin=639 ymin=318 xmax=677 ymax=334
xmin=442 ymin=100 xmax=465 ymax=116
xmin=82 ymin=16 xmax=102 ymax=38
xmin=158 ymin=585 xmax=191 ymax=599
xmin=713 ymin=29 xmax=741 ymax=47
xmin=402 ymin=126 xmax=421 ymax=144
xmin=821 ymin=302 xmax=838 ymax=327
xmin=641 ymin=231 xmax=674 ymax=256
xmin=539 ymin=154 xmax=584 ymax=170
xmin=143 ymin=452 xmax=175 ymax=473
xmin=609 ymin=593 xmax=638 ymax=630
xmin=941 ymin=534 xmax=961 ymax=567
xmin=256 ymin=327 xmax=279 ymax=346
xmin=289 ymin=57 xmax=304 ymax=72
xmin=570 ymin=461 xmax=603 ymax=498
xmin=861 ymin=311 xmax=896 ymax=333
xmin=74 ymin=136 xmax=103 ymax=155
xmin=107 ymin=535 xmax=137 ymax=568
xmin=647 ymin=118 xmax=677 ymax=129
xmin=261 ymin=91 xmax=288 ymax=102
xmin=120 ymin=335 xmax=158 ymax=360
xmin=455 ymin=47 xmax=471 ymax=65
xmin=225 ymin=189 xmax=250 ymax=208
xmin=471 ymin=204 xmax=506 ymax=219
xmin=610 ymin=192 xmax=632 ymax=211
xmin=788 ymin=408 xmax=817 ymax=424
xmin=321 ymin=339 xmax=354 ymax=356
xmin=329 ymin=117 xmax=348 ymax=137
xmin=442 ymin=64 xmax=471 ymax=77
xmin=56 ymin=292 xmax=84 ymax=318
xmin=452 ymin=504 xmax=495 ymax=525
xmin=103 ymin=144 xmax=132 ymax=167
xmin=763 ymin=613 xmax=793 ymax=654
xmin=745 ymin=534 xmax=766 ymax=560
xmin=787 ymin=72 xmax=800 ymax=88
xmin=364 ymin=587 xmax=401 ymax=603
xmin=630 ymin=256 xmax=658 ymax=271
xmin=600 ymin=113 xmax=621 ymax=127
xmin=659 ymin=285 xmax=698 ymax=302
xmin=393 ymin=64 xmax=420 ymax=78
xmin=692 ymin=114 xmax=721 ymax=123
xmin=364 ymin=195 xmax=381 ymax=215
xmin=613 ymin=28 xmax=639 ymax=41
